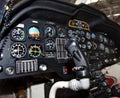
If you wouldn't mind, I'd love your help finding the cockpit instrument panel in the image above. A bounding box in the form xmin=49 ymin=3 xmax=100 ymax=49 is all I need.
xmin=0 ymin=18 xmax=119 ymax=79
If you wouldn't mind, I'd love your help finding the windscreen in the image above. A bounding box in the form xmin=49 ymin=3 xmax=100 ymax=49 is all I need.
xmin=0 ymin=0 xmax=8 ymax=25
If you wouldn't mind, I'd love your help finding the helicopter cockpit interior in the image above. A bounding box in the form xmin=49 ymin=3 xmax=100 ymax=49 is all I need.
xmin=0 ymin=0 xmax=120 ymax=98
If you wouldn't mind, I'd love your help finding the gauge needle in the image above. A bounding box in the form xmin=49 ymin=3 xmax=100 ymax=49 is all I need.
xmin=18 ymin=46 xmax=20 ymax=55
xmin=14 ymin=49 xmax=18 ymax=53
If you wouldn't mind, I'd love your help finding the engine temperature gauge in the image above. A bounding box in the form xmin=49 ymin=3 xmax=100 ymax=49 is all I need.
xmin=11 ymin=43 xmax=27 ymax=58
xmin=29 ymin=45 xmax=43 ymax=58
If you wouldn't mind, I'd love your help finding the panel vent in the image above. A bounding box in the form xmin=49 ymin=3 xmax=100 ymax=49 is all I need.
xmin=56 ymin=38 xmax=68 ymax=60
xmin=16 ymin=59 xmax=38 ymax=74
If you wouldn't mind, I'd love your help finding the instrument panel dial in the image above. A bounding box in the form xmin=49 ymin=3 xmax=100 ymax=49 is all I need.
xmin=29 ymin=44 xmax=43 ymax=58
xmin=57 ymin=27 xmax=67 ymax=38
xmin=45 ymin=39 xmax=56 ymax=51
xmin=28 ymin=26 xmax=41 ymax=39
xmin=11 ymin=43 xmax=27 ymax=58
xmin=68 ymin=29 xmax=77 ymax=38
xmin=11 ymin=28 xmax=25 ymax=41
xmin=44 ymin=25 xmax=56 ymax=37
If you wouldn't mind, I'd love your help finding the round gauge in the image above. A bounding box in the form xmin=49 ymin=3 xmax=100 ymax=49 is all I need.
xmin=105 ymin=47 xmax=110 ymax=54
xmin=29 ymin=45 xmax=42 ymax=58
xmin=99 ymin=43 xmax=105 ymax=51
xmin=68 ymin=30 xmax=77 ymax=38
xmin=58 ymin=27 xmax=67 ymax=38
xmin=91 ymin=33 xmax=96 ymax=39
xmin=11 ymin=28 xmax=25 ymax=41
xmin=99 ymin=35 xmax=104 ymax=42
xmin=45 ymin=39 xmax=56 ymax=51
xmin=44 ymin=26 xmax=56 ymax=37
xmin=76 ymin=30 xmax=81 ymax=35
xmin=110 ymin=40 xmax=114 ymax=46
xmin=87 ymin=41 xmax=92 ymax=49
xmin=80 ymin=30 xmax=85 ymax=36
xmin=11 ymin=43 xmax=27 ymax=58
xmin=81 ymin=44 xmax=86 ymax=49
xmin=28 ymin=26 xmax=40 ymax=39
xmin=68 ymin=30 xmax=73 ymax=37
xmin=86 ymin=32 xmax=91 ymax=39
xmin=104 ymin=37 xmax=109 ymax=44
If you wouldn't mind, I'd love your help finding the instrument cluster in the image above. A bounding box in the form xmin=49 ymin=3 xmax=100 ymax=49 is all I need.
xmin=10 ymin=21 xmax=68 ymax=59
xmin=0 ymin=18 xmax=119 ymax=79
xmin=9 ymin=19 xmax=120 ymax=69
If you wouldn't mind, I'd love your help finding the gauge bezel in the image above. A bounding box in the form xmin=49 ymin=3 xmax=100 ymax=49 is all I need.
xmin=57 ymin=26 xmax=67 ymax=38
xmin=28 ymin=44 xmax=43 ymax=58
xmin=10 ymin=27 xmax=26 ymax=41
xmin=45 ymin=39 xmax=56 ymax=52
xmin=10 ymin=42 xmax=27 ymax=58
xmin=28 ymin=26 xmax=41 ymax=40
xmin=44 ymin=25 xmax=56 ymax=38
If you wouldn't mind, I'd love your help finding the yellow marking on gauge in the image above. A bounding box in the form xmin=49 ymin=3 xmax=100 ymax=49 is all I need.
xmin=29 ymin=45 xmax=42 ymax=58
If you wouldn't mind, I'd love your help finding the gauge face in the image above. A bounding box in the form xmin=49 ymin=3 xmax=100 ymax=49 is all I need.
xmin=87 ymin=41 xmax=92 ymax=49
xmin=99 ymin=35 xmax=104 ymax=42
xmin=45 ymin=39 xmax=56 ymax=51
xmin=105 ymin=47 xmax=110 ymax=54
xmin=44 ymin=26 xmax=56 ymax=37
xmin=11 ymin=43 xmax=27 ymax=58
xmin=91 ymin=33 xmax=96 ymax=39
xmin=58 ymin=27 xmax=67 ymax=38
xmin=68 ymin=30 xmax=75 ymax=38
xmin=80 ymin=30 xmax=85 ymax=36
xmin=110 ymin=40 xmax=114 ymax=46
xmin=29 ymin=45 xmax=43 ymax=58
xmin=11 ymin=28 xmax=25 ymax=41
xmin=99 ymin=43 xmax=105 ymax=51
xmin=29 ymin=26 xmax=40 ymax=39
xmin=86 ymin=32 xmax=91 ymax=39
xmin=104 ymin=37 xmax=109 ymax=44
xmin=68 ymin=29 xmax=79 ymax=38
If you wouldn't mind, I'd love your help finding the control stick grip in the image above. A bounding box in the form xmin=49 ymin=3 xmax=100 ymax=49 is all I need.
xmin=65 ymin=39 xmax=90 ymax=79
